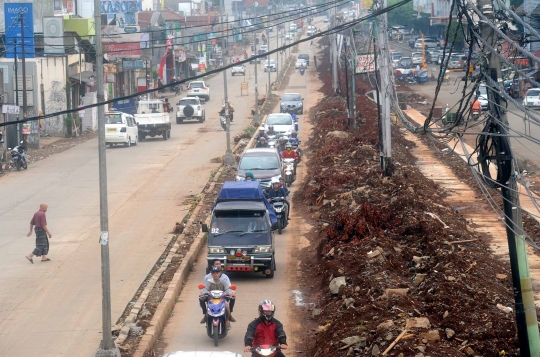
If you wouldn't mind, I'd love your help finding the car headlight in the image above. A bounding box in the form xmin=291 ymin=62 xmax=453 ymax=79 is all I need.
xmin=254 ymin=245 xmax=272 ymax=253
xmin=208 ymin=247 xmax=225 ymax=254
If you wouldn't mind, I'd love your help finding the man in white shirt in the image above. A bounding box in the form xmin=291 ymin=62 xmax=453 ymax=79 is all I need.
xmin=200 ymin=260 xmax=236 ymax=322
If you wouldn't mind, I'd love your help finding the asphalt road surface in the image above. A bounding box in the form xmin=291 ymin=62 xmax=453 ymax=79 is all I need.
xmin=155 ymin=23 xmax=321 ymax=357
xmin=0 ymin=31 xmax=281 ymax=357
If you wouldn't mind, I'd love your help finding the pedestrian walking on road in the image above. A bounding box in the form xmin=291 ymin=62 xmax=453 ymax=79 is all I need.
xmin=26 ymin=203 xmax=52 ymax=263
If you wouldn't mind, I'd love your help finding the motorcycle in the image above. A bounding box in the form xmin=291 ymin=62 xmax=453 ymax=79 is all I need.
xmin=171 ymin=83 xmax=183 ymax=95
xmin=252 ymin=345 xmax=284 ymax=356
xmin=471 ymin=109 xmax=480 ymax=121
xmin=267 ymin=134 xmax=277 ymax=148
xmin=270 ymin=197 xmax=288 ymax=234
xmin=198 ymin=284 xmax=236 ymax=347
xmin=290 ymin=142 xmax=302 ymax=161
xmin=282 ymin=158 xmax=296 ymax=186
xmin=220 ymin=115 xmax=228 ymax=131
xmin=9 ymin=142 xmax=28 ymax=171
xmin=299 ymin=66 xmax=305 ymax=76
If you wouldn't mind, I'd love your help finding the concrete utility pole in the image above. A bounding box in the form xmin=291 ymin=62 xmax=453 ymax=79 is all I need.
xmin=253 ymin=31 xmax=260 ymax=120
xmin=13 ymin=40 xmax=20 ymax=144
xmin=221 ymin=0 xmax=235 ymax=166
xmin=0 ymin=69 xmax=5 ymax=167
xmin=376 ymin=0 xmax=392 ymax=176
xmin=350 ymin=28 xmax=357 ymax=129
xmin=20 ymin=12 xmax=28 ymax=119
xmin=331 ymin=5 xmax=338 ymax=93
xmin=94 ymin=0 xmax=121 ymax=354
xmin=267 ymin=34 xmax=272 ymax=95
xmin=479 ymin=1 xmax=540 ymax=354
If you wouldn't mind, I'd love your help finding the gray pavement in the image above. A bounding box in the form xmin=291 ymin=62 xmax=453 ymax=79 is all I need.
xmin=0 ymin=31 xmax=282 ymax=357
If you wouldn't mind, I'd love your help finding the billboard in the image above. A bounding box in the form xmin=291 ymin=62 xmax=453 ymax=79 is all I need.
xmin=4 ymin=3 xmax=35 ymax=58
xmin=43 ymin=17 xmax=64 ymax=54
xmin=355 ymin=54 xmax=375 ymax=74
xmin=104 ymin=41 xmax=141 ymax=58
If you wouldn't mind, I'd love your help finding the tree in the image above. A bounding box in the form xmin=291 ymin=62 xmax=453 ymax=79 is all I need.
xmin=445 ymin=20 xmax=465 ymax=48
xmin=386 ymin=0 xmax=430 ymax=35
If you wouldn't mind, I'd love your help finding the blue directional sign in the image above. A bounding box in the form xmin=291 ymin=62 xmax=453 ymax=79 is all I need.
xmin=4 ymin=3 xmax=35 ymax=58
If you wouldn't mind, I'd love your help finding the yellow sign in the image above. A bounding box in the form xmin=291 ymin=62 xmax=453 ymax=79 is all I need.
xmin=363 ymin=0 xmax=373 ymax=9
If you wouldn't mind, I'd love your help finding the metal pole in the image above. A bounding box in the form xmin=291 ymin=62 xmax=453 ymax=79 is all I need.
xmin=343 ymin=35 xmax=351 ymax=127
xmin=350 ymin=28 xmax=357 ymax=130
xmin=94 ymin=0 xmax=120 ymax=354
xmin=267 ymin=34 xmax=272 ymax=95
xmin=479 ymin=0 xmax=540 ymax=354
xmin=20 ymin=12 xmax=27 ymax=119
xmin=221 ymin=0 xmax=235 ymax=166
xmin=376 ymin=0 xmax=391 ymax=176
xmin=14 ymin=40 xmax=20 ymax=144
xmin=254 ymin=31 xmax=259 ymax=120
xmin=275 ymin=31 xmax=279 ymax=77
xmin=331 ymin=6 xmax=338 ymax=93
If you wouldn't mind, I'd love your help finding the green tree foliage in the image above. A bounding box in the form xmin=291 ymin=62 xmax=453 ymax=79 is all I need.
xmin=445 ymin=20 xmax=465 ymax=47
xmin=386 ymin=0 xmax=430 ymax=34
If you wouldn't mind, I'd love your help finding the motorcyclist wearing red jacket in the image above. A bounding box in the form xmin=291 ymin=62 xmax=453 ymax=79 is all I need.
xmin=280 ymin=143 xmax=298 ymax=160
xmin=244 ymin=300 xmax=288 ymax=356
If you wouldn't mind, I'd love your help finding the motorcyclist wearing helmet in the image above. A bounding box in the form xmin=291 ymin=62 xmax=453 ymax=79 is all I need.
xmin=288 ymin=132 xmax=302 ymax=158
xmin=255 ymin=126 xmax=268 ymax=142
xmin=199 ymin=266 xmax=235 ymax=327
xmin=281 ymin=142 xmax=299 ymax=175
xmin=256 ymin=137 xmax=269 ymax=148
xmin=200 ymin=260 xmax=236 ymax=322
xmin=244 ymin=300 xmax=288 ymax=355
xmin=276 ymin=136 xmax=288 ymax=154
xmin=267 ymin=179 xmax=289 ymax=220
xmin=219 ymin=103 xmax=235 ymax=121
xmin=267 ymin=125 xmax=276 ymax=136
xmin=277 ymin=177 xmax=291 ymax=220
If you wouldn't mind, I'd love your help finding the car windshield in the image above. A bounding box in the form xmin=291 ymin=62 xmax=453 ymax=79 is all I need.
xmin=211 ymin=212 xmax=269 ymax=236
xmin=282 ymin=94 xmax=301 ymax=101
xmin=105 ymin=114 xmax=124 ymax=124
xmin=267 ymin=114 xmax=293 ymax=125
xmin=479 ymin=86 xmax=487 ymax=96
xmin=527 ymin=89 xmax=540 ymax=96
xmin=392 ymin=54 xmax=402 ymax=60
xmin=190 ymin=82 xmax=204 ymax=88
xmin=401 ymin=58 xmax=411 ymax=64
xmin=412 ymin=53 xmax=421 ymax=58
xmin=239 ymin=155 xmax=280 ymax=170
xmin=450 ymin=56 xmax=460 ymax=61
xmin=179 ymin=99 xmax=199 ymax=106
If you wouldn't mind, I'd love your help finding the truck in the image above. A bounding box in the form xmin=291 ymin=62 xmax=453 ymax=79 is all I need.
xmin=135 ymin=99 xmax=171 ymax=141
xmin=202 ymin=181 xmax=278 ymax=278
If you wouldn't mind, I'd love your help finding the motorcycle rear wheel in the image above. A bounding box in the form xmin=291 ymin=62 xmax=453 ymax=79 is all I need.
xmin=213 ymin=325 xmax=219 ymax=347
xmin=16 ymin=161 xmax=21 ymax=171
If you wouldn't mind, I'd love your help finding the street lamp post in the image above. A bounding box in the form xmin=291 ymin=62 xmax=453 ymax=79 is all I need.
xmin=221 ymin=0 xmax=235 ymax=166
xmin=94 ymin=0 xmax=121 ymax=354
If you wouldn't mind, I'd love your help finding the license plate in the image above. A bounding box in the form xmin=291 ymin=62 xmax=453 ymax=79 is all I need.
xmin=107 ymin=128 xmax=116 ymax=132
xmin=194 ymin=90 xmax=199 ymax=92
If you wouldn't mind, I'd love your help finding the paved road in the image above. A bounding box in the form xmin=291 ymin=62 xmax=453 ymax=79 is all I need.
xmin=0 ymin=33 xmax=282 ymax=357
xmin=155 ymin=22 xmax=321 ymax=357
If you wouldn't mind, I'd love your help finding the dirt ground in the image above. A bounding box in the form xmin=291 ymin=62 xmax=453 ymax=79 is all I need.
xmin=294 ymin=42 xmax=527 ymax=357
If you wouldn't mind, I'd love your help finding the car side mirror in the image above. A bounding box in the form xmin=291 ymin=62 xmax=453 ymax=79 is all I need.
xmin=202 ymin=223 xmax=209 ymax=232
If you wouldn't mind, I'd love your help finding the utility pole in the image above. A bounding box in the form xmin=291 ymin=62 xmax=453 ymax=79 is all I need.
xmin=479 ymin=1 xmax=540 ymax=354
xmin=350 ymin=28 xmax=357 ymax=130
xmin=275 ymin=31 xmax=279 ymax=78
xmin=376 ymin=0 xmax=391 ymax=176
xmin=331 ymin=5 xmax=338 ymax=93
xmin=13 ymin=40 xmax=20 ymax=144
xmin=94 ymin=0 xmax=121 ymax=354
xmin=0 ymin=68 xmax=5 ymax=168
xmin=20 ymin=12 xmax=28 ymax=120
xmin=253 ymin=31 xmax=260 ymax=120
xmin=221 ymin=0 xmax=235 ymax=166
xmin=267 ymin=34 xmax=272 ymax=96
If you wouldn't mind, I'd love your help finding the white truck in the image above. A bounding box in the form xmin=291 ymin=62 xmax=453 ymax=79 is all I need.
xmin=176 ymin=97 xmax=205 ymax=124
xmin=231 ymin=64 xmax=245 ymax=76
xmin=135 ymin=99 xmax=171 ymax=141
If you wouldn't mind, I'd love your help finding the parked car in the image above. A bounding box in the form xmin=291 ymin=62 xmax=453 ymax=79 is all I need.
xmin=105 ymin=112 xmax=138 ymax=147
xmin=280 ymin=92 xmax=304 ymax=114
xmin=447 ymin=55 xmax=465 ymax=69
xmin=391 ymin=53 xmax=403 ymax=68
xmin=398 ymin=57 xmax=413 ymax=69
xmin=298 ymin=53 xmax=310 ymax=65
xmin=523 ymin=88 xmax=540 ymax=108
xmin=264 ymin=59 xmax=277 ymax=72
xmin=231 ymin=64 xmax=245 ymax=76
xmin=176 ymin=97 xmax=205 ymax=124
xmin=186 ymin=80 xmax=210 ymax=101
xmin=415 ymin=38 xmax=440 ymax=49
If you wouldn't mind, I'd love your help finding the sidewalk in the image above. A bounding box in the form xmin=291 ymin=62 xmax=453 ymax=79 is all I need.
xmin=402 ymin=108 xmax=540 ymax=304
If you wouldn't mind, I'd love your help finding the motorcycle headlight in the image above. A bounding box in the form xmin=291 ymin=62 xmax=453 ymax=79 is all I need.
xmin=254 ymin=245 xmax=272 ymax=253
xmin=208 ymin=247 xmax=225 ymax=254
xmin=274 ymin=206 xmax=283 ymax=212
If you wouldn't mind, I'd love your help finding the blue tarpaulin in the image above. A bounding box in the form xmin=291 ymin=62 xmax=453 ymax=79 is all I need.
xmin=216 ymin=181 xmax=277 ymax=223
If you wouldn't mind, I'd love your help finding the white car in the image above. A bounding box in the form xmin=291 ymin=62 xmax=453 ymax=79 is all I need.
xmin=415 ymin=38 xmax=441 ymax=49
xmin=186 ymin=80 xmax=210 ymax=101
xmin=295 ymin=59 xmax=307 ymax=69
xmin=523 ymin=88 xmax=540 ymax=108
xmin=231 ymin=65 xmax=245 ymax=76
xmin=284 ymin=32 xmax=292 ymax=40
xmin=259 ymin=44 xmax=268 ymax=52
xmin=264 ymin=59 xmax=277 ymax=72
xmin=477 ymin=84 xmax=488 ymax=110
xmin=176 ymin=97 xmax=205 ymax=124
xmin=307 ymin=26 xmax=316 ymax=36
xmin=264 ymin=113 xmax=295 ymax=135
xmin=290 ymin=24 xmax=297 ymax=32
xmin=323 ymin=17 xmax=329 ymax=22
xmin=105 ymin=112 xmax=138 ymax=147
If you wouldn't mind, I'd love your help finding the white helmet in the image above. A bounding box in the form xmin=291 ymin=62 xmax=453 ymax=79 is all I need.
xmin=259 ymin=126 xmax=265 ymax=131
xmin=271 ymin=178 xmax=280 ymax=184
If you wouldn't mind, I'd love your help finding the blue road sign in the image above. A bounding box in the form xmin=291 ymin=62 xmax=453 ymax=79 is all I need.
xmin=4 ymin=3 xmax=35 ymax=58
